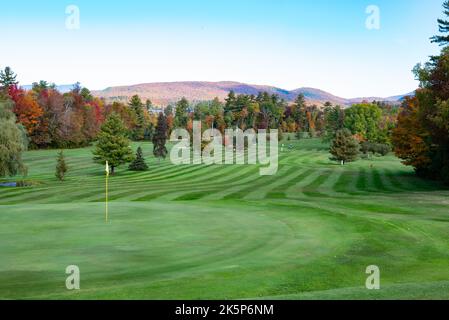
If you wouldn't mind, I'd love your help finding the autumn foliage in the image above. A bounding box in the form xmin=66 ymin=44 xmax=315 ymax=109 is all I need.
xmin=392 ymin=96 xmax=432 ymax=172
xmin=393 ymin=46 xmax=449 ymax=183
xmin=6 ymin=84 xmax=109 ymax=149
xmin=9 ymin=86 xmax=43 ymax=138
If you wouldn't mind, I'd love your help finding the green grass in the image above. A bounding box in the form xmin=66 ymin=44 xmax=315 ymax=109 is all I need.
xmin=1 ymin=138 xmax=449 ymax=300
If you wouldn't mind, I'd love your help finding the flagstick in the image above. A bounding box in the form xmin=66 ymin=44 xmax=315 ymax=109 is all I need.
xmin=105 ymin=161 xmax=109 ymax=223
xmin=105 ymin=172 xmax=109 ymax=223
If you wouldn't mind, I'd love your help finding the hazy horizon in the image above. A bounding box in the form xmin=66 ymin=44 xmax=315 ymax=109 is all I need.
xmin=1 ymin=0 xmax=443 ymax=97
xmin=20 ymin=80 xmax=413 ymax=100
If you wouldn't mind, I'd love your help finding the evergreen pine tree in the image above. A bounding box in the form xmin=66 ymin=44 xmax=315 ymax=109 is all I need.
xmin=174 ymin=97 xmax=189 ymax=128
xmin=129 ymin=146 xmax=149 ymax=171
xmin=293 ymin=93 xmax=307 ymax=132
xmin=0 ymin=67 xmax=18 ymax=88
xmin=323 ymin=105 xmax=345 ymax=142
xmin=92 ymin=113 xmax=134 ymax=174
xmin=330 ymin=129 xmax=360 ymax=165
xmin=145 ymin=99 xmax=152 ymax=111
xmin=224 ymin=90 xmax=237 ymax=113
xmin=129 ymin=95 xmax=146 ymax=140
xmin=152 ymin=113 xmax=168 ymax=163
xmin=431 ymin=1 xmax=449 ymax=45
xmin=55 ymin=150 xmax=68 ymax=181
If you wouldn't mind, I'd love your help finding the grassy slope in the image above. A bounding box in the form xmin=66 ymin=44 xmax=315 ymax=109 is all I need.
xmin=0 ymin=139 xmax=449 ymax=300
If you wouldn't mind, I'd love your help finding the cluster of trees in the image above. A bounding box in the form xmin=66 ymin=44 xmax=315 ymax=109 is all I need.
xmin=326 ymin=103 xmax=397 ymax=165
xmin=0 ymin=67 xmax=160 ymax=178
xmin=6 ymin=3 xmax=449 ymax=184
xmin=222 ymin=92 xmax=329 ymax=136
xmin=1 ymin=65 xmax=402 ymax=176
xmin=324 ymin=103 xmax=396 ymax=143
xmin=92 ymin=113 xmax=154 ymax=175
xmin=169 ymin=93 xmax=397 ymax=166
xmin=0 ymin=67 xmax=158 ymax=150
xmin=6 ymin=82 xmax=103 ymax=149
xmin=392 ymin=0 xmax=449 ymax=184
xmin=4 ymin=3 xmax=449 ymax=185
xmin=160 ymin=92 xmax=330 ymax=139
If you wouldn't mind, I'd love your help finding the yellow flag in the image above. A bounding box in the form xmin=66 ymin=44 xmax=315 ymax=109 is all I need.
xmin=105 ymin=161 xmax=109 ymax=222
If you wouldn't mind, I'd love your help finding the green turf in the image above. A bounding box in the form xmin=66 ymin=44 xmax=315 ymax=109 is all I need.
xmin=1 ymin=139 xmax=449 ymax=300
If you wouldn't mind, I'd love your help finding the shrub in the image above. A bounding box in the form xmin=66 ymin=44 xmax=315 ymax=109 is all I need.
xmin=129 ymin=147 xmax=149 ymax=171
xmin=297 ymin=132 xmax=310 ymax=139
xmin=55 ymin=151 xmax=68 ymax=181
xmin=16 ymin=180 xmax=34 ymax=187
xmin=361 ymin=141 xmax=391 ymax=157
xmin=376 ymin=144 xmax=391 ymax=156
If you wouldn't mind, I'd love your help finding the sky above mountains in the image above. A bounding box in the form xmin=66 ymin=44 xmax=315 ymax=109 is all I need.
xmin=1 ymin=0 xmax=443 ymax=97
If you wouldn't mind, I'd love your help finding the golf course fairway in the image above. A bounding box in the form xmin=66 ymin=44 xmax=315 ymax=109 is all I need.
xmin=1 ymin=139 xmax=448 ymax=299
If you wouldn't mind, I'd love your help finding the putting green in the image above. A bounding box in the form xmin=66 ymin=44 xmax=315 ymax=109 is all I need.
xmin=0 ymin=139 xmax=449 ymax=299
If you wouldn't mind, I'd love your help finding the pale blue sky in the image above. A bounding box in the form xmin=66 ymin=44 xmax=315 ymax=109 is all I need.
xmin=0 ymin=0 xmax=444 ymax=97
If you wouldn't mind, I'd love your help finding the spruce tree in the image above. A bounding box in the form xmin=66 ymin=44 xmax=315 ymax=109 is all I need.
xmin=293 ymin=93 xmax=307 ymax=132
xmin=152 ymin=113 xmax=168 ymax=163
xmin=92 ymin=113 xmax=134 ymax=174
xmin=55 ymin=151 xmax=68 ymax=181
xmin=0 ymin=67 xmax=18 ymax=88
xmin=129 ymin=146 xmax=149 ymax=171
xmin=129 ymin=95 xmax=146 ymax=140
xmin=174 ymin=97 xmax=189 ymax=128
xmin=431 ymin=1 xmax=449 ymax=45
xmin=323 ymin=105 xmax=345 ymax=142
xmin=330 ymin=129 xmax=360 ymax=165
xmin=145 ymin=99 xmax=152 ymax=111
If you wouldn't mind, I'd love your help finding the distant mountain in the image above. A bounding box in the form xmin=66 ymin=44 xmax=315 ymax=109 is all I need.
xmin=291 ymin=87 xmax=348 ymax=106
xmin=385 ymin=92 xmax=415 ymax=102
xmin=347 ymin=92 xmax=415 ymax=104
xmin=92 ymin=81 xmax=293 ymax=106
xmin=91 ymin=81 xmax=414 ymax=107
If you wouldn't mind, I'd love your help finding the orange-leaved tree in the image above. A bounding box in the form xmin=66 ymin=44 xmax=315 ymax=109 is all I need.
xmin=392 ymin=95 xmax=432 ymax=174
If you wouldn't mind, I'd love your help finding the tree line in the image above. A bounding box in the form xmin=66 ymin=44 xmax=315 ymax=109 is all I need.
xmin=392 ymin=0 xmax=449 ymax=184
xmin=0 ymin=65 xmax=402 ymax=177
xmin=3 ymin=2 xmax=449 ymax=184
